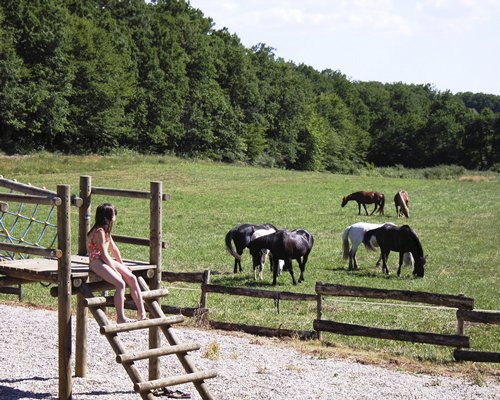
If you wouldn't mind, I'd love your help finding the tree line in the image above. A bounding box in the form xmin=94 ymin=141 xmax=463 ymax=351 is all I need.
xmin=1 ymin=0 xmax=499 ymax=171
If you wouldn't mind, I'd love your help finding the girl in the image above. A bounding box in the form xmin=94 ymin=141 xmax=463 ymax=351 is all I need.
xmin=87 ymin=203 xmax=146 ymax=323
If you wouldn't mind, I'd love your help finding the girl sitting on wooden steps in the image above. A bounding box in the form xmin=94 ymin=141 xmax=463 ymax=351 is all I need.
xmin=87 ymin=203 xmax=146 ymax=323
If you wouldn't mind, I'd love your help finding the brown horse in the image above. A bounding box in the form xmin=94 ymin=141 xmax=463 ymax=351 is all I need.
xmin=341 ymin=191 xmax=385 ymax=215
xmin=394 ymin=190 xmax=409 ymax=218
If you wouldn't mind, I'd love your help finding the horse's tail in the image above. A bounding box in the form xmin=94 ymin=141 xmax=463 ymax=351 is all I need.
xmin=363 ymin=229 xmax=378 ymax=251
xmin=341 ymin=227 xmax=350 ymax=259
xmin=379 ymin=194 xmax=385 ymax=213
xmin=225 ymin=228 xmax=241 ymax=260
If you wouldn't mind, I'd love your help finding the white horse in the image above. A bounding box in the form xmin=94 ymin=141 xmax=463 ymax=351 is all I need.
xmin=250 ymin=228 xmax=284 ymax=280
xmin=342 ymin=222 xmax=413 ymax=271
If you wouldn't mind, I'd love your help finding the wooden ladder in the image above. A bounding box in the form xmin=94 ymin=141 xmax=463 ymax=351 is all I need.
xmin=79 ymin=277 xmax=217 ymax=400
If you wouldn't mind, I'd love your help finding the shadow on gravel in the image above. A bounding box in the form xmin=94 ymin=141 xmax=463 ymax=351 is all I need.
xmin=0 ymin=377 xmax=53 ymax=399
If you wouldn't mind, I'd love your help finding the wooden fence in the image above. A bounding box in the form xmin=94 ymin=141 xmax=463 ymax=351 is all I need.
xmin=454 ymin=309 xmax=500 ymax=362
xmin=131 ymin=277 xmax=499 ymax=362
xmin=314 ymin=282 xmax=472 ymax=348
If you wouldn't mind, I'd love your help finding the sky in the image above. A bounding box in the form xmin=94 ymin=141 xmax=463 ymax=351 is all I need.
xmin=188 ymin=0 xmax=500 ymax=96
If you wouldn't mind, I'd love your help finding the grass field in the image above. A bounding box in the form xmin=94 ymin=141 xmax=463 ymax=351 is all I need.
xmin=1 ymin=153 xmax=499 ymax=372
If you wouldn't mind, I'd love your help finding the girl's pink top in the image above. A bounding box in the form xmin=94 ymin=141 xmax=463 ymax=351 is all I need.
xmin=87 ymin=228 xmax=109 ymax=262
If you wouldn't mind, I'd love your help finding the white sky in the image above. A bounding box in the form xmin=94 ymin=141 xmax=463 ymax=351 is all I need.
xmin=188 ymin=0 xmax=500 ymax=95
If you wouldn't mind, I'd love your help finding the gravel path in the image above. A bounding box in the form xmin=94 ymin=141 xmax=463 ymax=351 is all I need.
xmin=0 ymin=303 xmax=498 ymax=400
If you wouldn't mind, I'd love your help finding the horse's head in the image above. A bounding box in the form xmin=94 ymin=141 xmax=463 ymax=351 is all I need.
xmin=341 ymin=197 xmax=348 ymax=207
xmin=413 ymin=255 xmax=426 ymax=278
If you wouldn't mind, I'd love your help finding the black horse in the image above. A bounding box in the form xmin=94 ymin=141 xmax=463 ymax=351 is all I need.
xmin=247 ymin=228 xmax=314 ymax=285
xmin=363 ymin=224 xmax=425 ymax=277
xmin=225 ymin=223 xmax=277 ymax=273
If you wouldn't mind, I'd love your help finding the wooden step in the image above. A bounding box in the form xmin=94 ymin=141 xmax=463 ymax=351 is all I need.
xmin=100 ymin=315 xmax=185 ymax=335
xmin=85 ymin=288 xmax=169 ymax=307
xmin=134 ymin=370 xmax=218 ymax=393
xmin=117 ymin=343 xmax=201 ymax=364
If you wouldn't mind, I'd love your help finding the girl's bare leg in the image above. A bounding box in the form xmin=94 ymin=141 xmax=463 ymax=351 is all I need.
xmin=89 ymin=260 xmax=132 ymax=323
xmin=114 ymin=261 xmax=147 ymax=320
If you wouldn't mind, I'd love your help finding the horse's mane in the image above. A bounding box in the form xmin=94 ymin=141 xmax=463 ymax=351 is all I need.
xmin=400 ymin=225 xmax=423 ymax=255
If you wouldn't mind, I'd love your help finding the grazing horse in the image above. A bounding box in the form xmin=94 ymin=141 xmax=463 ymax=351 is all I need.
xmin=250 ymin=228 xmax=284 ymax=280
xmin=363 ymin=224 xmax=425 ymax=277
xmin=247 ymin=229 xmax=314 ymax=285
xmin=394 ymin=190 xmax=410 ymax=218
xmin=342 ymin=222 xmax=414 ymax=271
xmin=341 ymin=191 xmax=385 ymax=215
xmin=225 ymin=223 xmax=277 ymax=273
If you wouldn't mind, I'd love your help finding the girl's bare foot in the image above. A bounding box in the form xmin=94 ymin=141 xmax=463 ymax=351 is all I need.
xmin=117 ymin=317 xmax=135 ymax=324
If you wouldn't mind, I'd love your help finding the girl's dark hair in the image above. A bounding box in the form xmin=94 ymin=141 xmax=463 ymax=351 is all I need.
xmin=88 ymin=203 xmax=117 ymax=237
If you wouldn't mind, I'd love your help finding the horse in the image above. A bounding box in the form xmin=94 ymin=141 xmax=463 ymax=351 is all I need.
xmin=394 ymin=190 xmax=410 ymax=218
xmin=247 ymin=228 xmax=314 ymax=285
xmin=341 ymin=191 xmax=385 ymax=215
xmin=363 ymin=224 xmax=426 ymax=277
xmin=250 ymin=228 xmax=284 ymax=280
xmin=342 ymin=222 xmax=414 ymax=271
xmin=225 ymin=223 xmax=277 ymax=273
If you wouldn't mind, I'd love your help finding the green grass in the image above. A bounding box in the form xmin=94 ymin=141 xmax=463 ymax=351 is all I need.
xmin=1 ymin=153 xmax=499 ymax=369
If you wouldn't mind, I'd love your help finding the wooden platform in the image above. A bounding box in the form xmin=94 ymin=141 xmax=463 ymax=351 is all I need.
xmin=0 ymin=255 xmax=156 ymax=284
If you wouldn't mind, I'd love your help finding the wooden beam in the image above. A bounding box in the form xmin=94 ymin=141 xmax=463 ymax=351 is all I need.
xmin=457 ymin=309 xmax=500 ymax=325
xmin=0 ymin=192 xmax=61 ymax=206
xmin=202 ymin=283 xmax=317 ymax=301
xmin=453 ymin=349 xmax=500 ymax=363
xmin=91 ymin=186 xmax=170 ymax=201
xmin=209 ymin=320 xmax=317 ymax=340
xmin=316 ymin=282 xmax=474 ymax=309
xmin=313 ymin=319 xmax=470 ymax=348
xmin=0 ymin=242 xmax=61 ymax=258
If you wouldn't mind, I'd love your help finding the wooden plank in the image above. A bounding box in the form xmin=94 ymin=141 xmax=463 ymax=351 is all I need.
xmin=117 ymin=343 xmax=201 ymax=364
xmin=453 ymin=349 xmax=500 ymax=363
xmin=315 ymin=282 xmax=474 ymax=310
xmin=203 ymin=283 xmax=317 ymax=301
xmin=100 ymin=316 xmax=185 ymax=335
xmin=0 ymin=192 xmax=61 ymax=206
xmin=0 ymin=177 xmax=82 ymax=207
xmin=0 ymin=243 xmax=61 ymax=258
xmin=134 ymin=370 xmax=218 ymax=393
xmin=457 ymin=309 xmax=500 ymax=325
xmin=162 ymin=271 xmax=206 ymax=283
xmin=113 ymin=234 xmax=168 ymax=249
xmin=91 ymin=186 xmax=170 ymax=201
xmin=313 ymin=319 xmax=470 ymax=348
xmin=209 ymin=320 xmax=317 ymax=340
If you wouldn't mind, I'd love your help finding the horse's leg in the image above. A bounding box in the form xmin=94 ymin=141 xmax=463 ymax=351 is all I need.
xmin=370 ymin=203 xmax=377 ymax=215
xmin=397 ymin=252 xmax=403 ymax=277
xmin=285 ymin=259 xmax=296 ymax=285
xmin=357 ymin=202 xmax=362 ymax=215
xmin=382 ymin=251 xmax=390 ymax=274
xmin=272 ymin=258 xmax=279 ymax=285
xmin=298 ymin=255 xmax=308 ymax=283
xmin=362 ymin=203 xmax=369 ymax=215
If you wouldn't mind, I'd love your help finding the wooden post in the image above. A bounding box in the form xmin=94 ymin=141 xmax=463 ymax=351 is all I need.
xmin=57 ymin=184 xmax=72 ymax=400
xmin=78 ymin=175 xmax=91 ymax=256
xmin=316 ymin=294 xmax=322 ymax=340
xmin=75 ymin=295 xmax=87 ymax=378
xmin=149 ymin=181 xmax=162 ymax=380
xmin=200 ymin=270 xmax=211 ymax=309
xmin=75 ymin=175 xmax=91 ymax=378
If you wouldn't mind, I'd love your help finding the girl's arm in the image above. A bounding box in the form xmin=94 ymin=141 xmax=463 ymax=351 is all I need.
xmin=109 ymin=235 xmax=125 ymax=264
